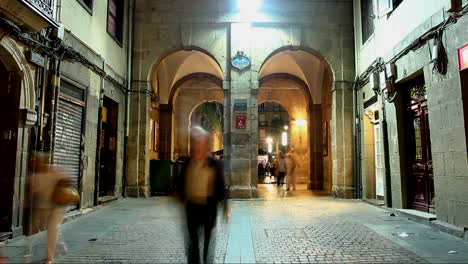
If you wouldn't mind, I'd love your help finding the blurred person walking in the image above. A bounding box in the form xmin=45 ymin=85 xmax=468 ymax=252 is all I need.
xmin=31 ymin=152 xmax=79 ymax=264
xmin=286 ymin=150 xmax=298 ymax=192
xmin=177 ymin=126 xmax=229 ymax=264
xmin=274 ymin=152 xmax=287 ymax=188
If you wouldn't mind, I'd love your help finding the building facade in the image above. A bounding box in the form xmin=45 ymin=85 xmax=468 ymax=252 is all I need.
xmin=127 ymin=0 xmax=356 ymax=198
xmin=354 ymin=0 xmax=468 ymax=233
xmin=0 ymin=0 xmax=131 ymax=238
xmin=2 ymin=0 xmax=467 ymax=241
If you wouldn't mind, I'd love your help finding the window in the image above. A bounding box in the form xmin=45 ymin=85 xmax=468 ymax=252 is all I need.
xmin=361 ymin=0 xmax=374 ymax=44
xmin=77 ymin=0 xmax=93 ymax=14
xmin=377 ymin=0 xmax=404 ymax=18
xmin=107 ymin=0 xmax=124 ymax=44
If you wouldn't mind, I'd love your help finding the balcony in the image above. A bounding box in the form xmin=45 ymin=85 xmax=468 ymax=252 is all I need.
xmin=0 ymin=0 xmax=58 ymax=31
xmin=21 ymin=0 xmax=54 ymax=20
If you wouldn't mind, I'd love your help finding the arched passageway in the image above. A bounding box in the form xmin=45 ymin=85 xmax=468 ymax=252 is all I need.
xmin=172 ymin=78 xmax=224 ymax=158
xmin=147 ymin=49 xmax=225 ymax=161
xmin=126 ymin=48 xmax=225 ymax=197
xmin=189 ymin=101 xmax=224 ymax=155
xmin=258 ymin=48 xmax=334 ymax=192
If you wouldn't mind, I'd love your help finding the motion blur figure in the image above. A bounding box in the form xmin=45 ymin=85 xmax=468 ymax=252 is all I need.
xmin=31 ymin=153 xmax=69 ymax=264
xmin=177 ymin=126 xmax=228 ymax=264
xmin=286 ymin=150 xmax=298 ymax=192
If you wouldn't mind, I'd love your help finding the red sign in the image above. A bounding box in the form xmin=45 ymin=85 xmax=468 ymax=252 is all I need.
xmin=458 ymin=43 xmax=468 ymax=71
xmin=235 ymin=114 xmax=247 ymax=129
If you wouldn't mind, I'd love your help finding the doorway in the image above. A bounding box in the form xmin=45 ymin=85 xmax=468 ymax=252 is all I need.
xmin=99 ymin=97 xmax=118 ymax=197
xmin=403 ymin=76 xmax=435 ymax=213
xmin=0 ymin=62 xmax=20 ymax=239
xmin=461 ymin=68 xmax=468 ymax=153
xmin=257 ymin=102 xmax=290 ymax=183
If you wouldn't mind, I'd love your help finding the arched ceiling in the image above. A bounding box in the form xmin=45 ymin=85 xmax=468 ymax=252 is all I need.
xmin=152 ymin=50 xmax=224 ymax=105
xmin=258 ymin=50 xmax=330 ymax=104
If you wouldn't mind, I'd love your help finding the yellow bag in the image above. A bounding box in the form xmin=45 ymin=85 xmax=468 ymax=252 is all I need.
xmin=52 ymin=180 xmax=80 ymax=206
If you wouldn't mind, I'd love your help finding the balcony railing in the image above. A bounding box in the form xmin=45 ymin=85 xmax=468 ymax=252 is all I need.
xmin=21 ymin=0 xmax=55 ymax=20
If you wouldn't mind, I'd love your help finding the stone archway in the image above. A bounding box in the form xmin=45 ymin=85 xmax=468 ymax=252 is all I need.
xmin=258 ymin=48 xmax=334 ymax=193
xmin=0 ymin=36 xmax=36 ymax=111
xmin=0 ymin=37 xmax=37 ymax=237
xmin=126 ymin=47 xmax=225 ymax=197
xmin=258 ymin=78 xmax=312 ymax=187
xmin=189 ymin=101 xmax=224 ymax=155
xmin=172 ymin=75 xmax=224 ymax=158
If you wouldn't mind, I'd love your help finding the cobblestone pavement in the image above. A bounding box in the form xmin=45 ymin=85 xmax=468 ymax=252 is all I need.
xmin=2 ymin=194 xmax=468 ymax=263
xmin=248 ymin=199 xmax=425 ymax=263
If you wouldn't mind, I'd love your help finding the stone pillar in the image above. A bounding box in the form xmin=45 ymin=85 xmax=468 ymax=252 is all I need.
xmin=226 ymin=23 xmax=259 ymax=198
xmin=331 ymin=81 xmax=354 ymax=198
xmin=13 ymin=109 xmax=36 ymax=237
xmin=126 ymin=82 xmax=151 ymax=197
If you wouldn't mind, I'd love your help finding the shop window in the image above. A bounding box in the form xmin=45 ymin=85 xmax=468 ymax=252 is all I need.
xmin=107 ymin=0 xmax=124 ymax=45
xmin=361 ymin=0 xmax=374 ymax=44
xmin=77 ymin=0 xmax=93 ymax=14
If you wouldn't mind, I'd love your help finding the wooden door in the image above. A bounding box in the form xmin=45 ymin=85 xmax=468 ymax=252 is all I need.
xmin=407 ymin=99 xmax=435 ymax=212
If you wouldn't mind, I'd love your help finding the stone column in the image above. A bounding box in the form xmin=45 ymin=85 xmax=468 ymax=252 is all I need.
xmin=14 ymin=109 xmax=36 ymax=237
xmin=331 ymin=81 xmax=354 ymax=198
xmin=226 ymin=23 xmax=258 ymax=198
xmin=126 ymin=82 xmax=151 ymax=197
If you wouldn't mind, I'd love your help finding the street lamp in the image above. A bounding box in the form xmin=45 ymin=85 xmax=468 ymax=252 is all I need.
xmin=295 ymin=119 xmax=307 ymax=145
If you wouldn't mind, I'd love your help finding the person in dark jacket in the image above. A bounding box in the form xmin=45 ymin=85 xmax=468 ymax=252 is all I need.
xmin=177 ymin=126 xmax=229 ymax=264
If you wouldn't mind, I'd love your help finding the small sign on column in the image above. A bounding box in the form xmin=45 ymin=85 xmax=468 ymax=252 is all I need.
xmin=235 ymin=114 xmax=247 ymax=129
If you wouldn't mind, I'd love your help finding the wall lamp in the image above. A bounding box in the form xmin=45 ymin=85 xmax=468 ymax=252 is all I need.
xmin=295 ymin=119 xmax=307 ymax=127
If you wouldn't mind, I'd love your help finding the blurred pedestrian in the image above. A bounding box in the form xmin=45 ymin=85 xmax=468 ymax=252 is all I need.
xmin=286 ymin=150 xmax=298 ymax=192
xmin=31 ymin=152 xmax=79 ymax=264
xmin=274 ymin=152 xmax=287 ymax=187
xmin=177 ymin=126 xmax=229 ymax=264
xmin=258 ymin=161 xmax=265 ymax=182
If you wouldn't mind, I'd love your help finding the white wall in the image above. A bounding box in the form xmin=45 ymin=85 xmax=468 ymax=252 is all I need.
xmin=60 ymin=0 xmax=127 ymax=76
xmin=354 ymin=0 xmax=451 ymax=75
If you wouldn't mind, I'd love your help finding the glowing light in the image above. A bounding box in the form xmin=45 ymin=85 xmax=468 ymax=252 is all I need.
xmin=284 ymin=125 xmax=289 ymax=131
xmin=459 ymin=44 xmax=468 ymax=71
xmin=266 ymin=137 xmax=273 ymax=144
xmin=295 ymin=119 xmax=307 ymax=127
xmin=236 ymin=0 xmax=261 ymax=12
xmin=281 ymin=132 xmax=287 ymax=146
xmin=267 ymin=143 xmax=273 ymax=153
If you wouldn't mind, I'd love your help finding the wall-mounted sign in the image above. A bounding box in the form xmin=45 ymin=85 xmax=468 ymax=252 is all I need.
xmin=458 ymin=43 xmax=468 ymax=71
xmin=232 ymin=51 xmax=251 ymax=71
xmin=28 ymin=50 xmax=45 ymax=68
xmin=235 ymin=114 xmax=247 ymax=129
xmin=234 ymin=99 xmax=248 ymax=112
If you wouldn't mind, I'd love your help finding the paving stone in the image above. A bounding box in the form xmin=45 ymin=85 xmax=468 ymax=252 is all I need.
xmin=2 ymin=196 xmax=468 ymax=263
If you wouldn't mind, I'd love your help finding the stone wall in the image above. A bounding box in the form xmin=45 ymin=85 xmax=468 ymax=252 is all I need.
xmin=61 ymin=32 xmax=127 ymax=207
xmin=355 ymin=0 xmax=468 ymax=229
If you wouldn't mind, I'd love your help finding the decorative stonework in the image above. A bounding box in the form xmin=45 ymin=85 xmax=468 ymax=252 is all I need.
xmin=0 ymin=36 xmax=36 ymax=110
